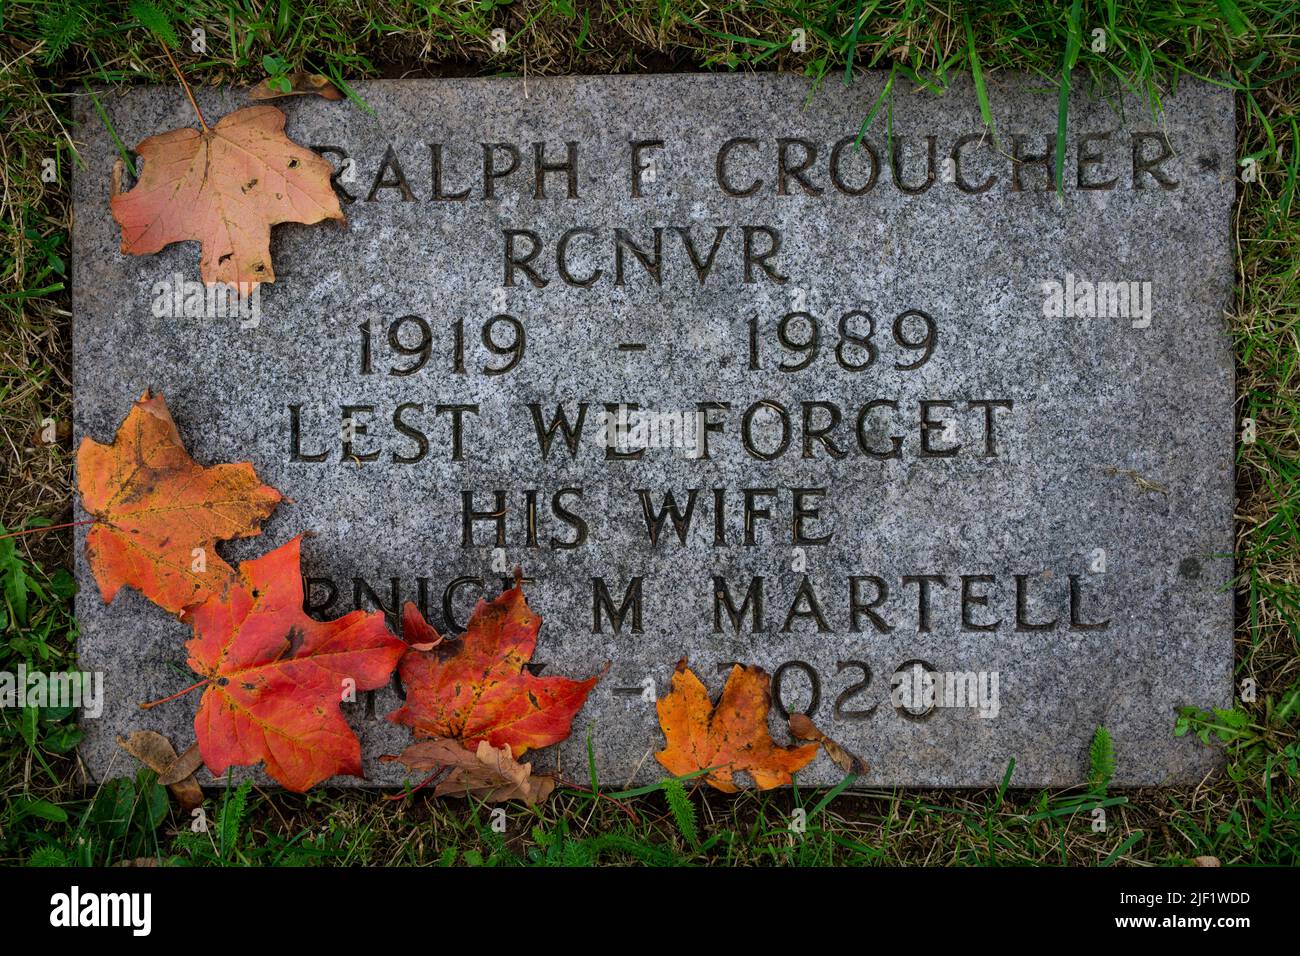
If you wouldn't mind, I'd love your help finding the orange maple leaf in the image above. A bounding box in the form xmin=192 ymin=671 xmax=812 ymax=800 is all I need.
xmin=76 ymin=391 xmax=282 ymax=615
xmin=655 ymin=658 xmax=819 ymax=792
xmin=110 ymin=104 xmax=344 ymax=288
xmin=387 ymin=578 xmax=603 ymax=757
xmin=181 ymin=536 xmax=406 ymax=792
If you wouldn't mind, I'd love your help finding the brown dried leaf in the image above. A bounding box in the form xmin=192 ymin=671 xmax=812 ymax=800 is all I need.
xmin=789 ymin=713 xmax=870 ymax=776
xmin=250 ymin=73 xmax=344 ymax=100
xmin=789 ymin=713 xmax=822 ymax=742
xmin=158 ymin=742 xmax=203 ymax=786
xmin=31 ymin=419 xmax=71 ymax=448
xmin=382 ymin=738 xmax=557 ymax=806
xmin=117 ymin=730 xmax=204 ymax=810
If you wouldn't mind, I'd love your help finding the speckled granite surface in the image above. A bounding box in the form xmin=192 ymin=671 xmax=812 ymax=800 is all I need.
xmin=72 ymin=73 xmax=1235 ymax=788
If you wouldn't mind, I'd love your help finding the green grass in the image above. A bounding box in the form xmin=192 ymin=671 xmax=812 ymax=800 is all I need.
xmin=1 ymin=0 xmax=1297 ymax=866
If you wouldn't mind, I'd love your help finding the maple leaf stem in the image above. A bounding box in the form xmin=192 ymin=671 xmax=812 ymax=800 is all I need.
xmin=139 ymin=678 xmax=211 ymax=710
xmin=0 ymin=519 xmax=96 ymax=540
xmin=162 ymin=44 xmax=210 ymax=132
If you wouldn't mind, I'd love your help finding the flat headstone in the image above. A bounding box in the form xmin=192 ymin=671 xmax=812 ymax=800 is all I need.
xmin=72 ymin=73 xmax=1235 ymax=788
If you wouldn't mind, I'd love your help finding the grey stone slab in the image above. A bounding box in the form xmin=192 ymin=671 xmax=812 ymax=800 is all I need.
xmin=72 ymin=73 xmax=1235 ymax=788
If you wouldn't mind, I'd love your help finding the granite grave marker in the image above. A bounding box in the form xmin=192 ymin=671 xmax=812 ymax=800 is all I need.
xmin=73 ymin=73 xmax=1235 ymax=787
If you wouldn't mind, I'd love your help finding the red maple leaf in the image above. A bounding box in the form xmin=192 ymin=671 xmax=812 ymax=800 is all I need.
xmin=387 ymin=577 xmax=603 ymax=756
xmin=180 ymin=535 xmax=405 ymax=791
